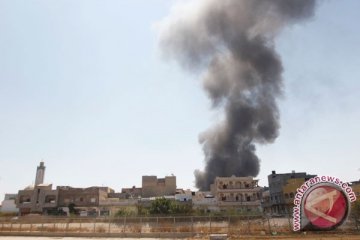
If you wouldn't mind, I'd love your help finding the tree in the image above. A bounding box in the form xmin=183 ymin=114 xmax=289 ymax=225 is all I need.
xmin=149 ymin=197 xmax=193 ymax=215
xmin=68 ymin=203 xmax=77 ymax=215
xmin=149 ymin=197 xmax=172 ymax=215
xmin=170 ymin=202 xmax=193 ymax=215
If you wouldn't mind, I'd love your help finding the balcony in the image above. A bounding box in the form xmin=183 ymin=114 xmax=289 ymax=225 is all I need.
xmin=216 ymin=187 xmax=262 ymax=192
xmin=218 ymin=200 xmax=261 ymax=206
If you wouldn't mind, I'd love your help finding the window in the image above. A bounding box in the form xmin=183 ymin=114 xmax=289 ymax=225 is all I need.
xmin=45 ymin=195 xmax=56 ymax=203
xmin=90 ymin=198 xmax=96 ymax=203
xmin=19 ymin=196 xmax=31 ymax=203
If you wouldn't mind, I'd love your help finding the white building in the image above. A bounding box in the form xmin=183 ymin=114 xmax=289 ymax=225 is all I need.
xmin=0 ymin=194 xmax=18 ymax=213
xmin=192 ymin=191 xmax=219 ymax=212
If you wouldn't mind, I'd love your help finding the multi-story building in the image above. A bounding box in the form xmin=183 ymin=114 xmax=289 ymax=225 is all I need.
xmin=141 ymin=175 xmax=176 ymax=198
xmin=120 ymin=186 xmax=142 ymax=199
xmin=261 ymin=187 xmax=271 ymax=214
xmin=17 ymin=162 xmax=59 ymax=215
xmin=57 ymin=186 xmax=114 ymax=216
xmin=210 ymin=176 xmax=262 ymax=213
xmin=268 ymin=170 xmax=316 ymax=215
xmin=192 ymin=191 xmax=218 ymax=212
xmin=0 ymin=194 xmax=18 ymax=213
xmin=16 ymin=162 xmax=117 ymax=216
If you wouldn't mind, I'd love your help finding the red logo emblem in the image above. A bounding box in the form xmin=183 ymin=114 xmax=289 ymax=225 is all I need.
xmin=303 ymin=185 xmax=348 ymax=229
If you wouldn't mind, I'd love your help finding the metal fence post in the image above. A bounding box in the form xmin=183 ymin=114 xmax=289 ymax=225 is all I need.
xmin=209 ymin=216 xmax=212 ymax=234
xmin=228 ymin=216 xmax=230 ymax=235
xmin=267 ymin=216 xmax=271 ymax=233
xmin=65 ymin=221 xmax=68 ymax=234
xmin=140 ymin=217 xmax=143 ymax=237
xmin=191 ymin=216 xmax=194 ymax=236
xmin=173 ymin=217 xmax=175 ymax=233
xmin=156 ymin=217 xmax=159 ymax=233
xmin=123 ymin=217 xmax=126 ymax=233
xmin=288 ymin=213 xmax=292 ymax=231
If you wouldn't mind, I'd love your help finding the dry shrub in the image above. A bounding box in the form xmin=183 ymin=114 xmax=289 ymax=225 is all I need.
xmin=177 ymin=225 xmax=191 ymax=232
xmin=151 ymin=223 xmax=173 ymax=232
xmin=194 ymin=226 xmax=210 ymax=234
xmin=128 ymin=225 xmax=141 ymax=233
xmin=96 ymin=226 xmax=107 ymax=233
xmin=19 ymin=226 xmax=31 ymax=232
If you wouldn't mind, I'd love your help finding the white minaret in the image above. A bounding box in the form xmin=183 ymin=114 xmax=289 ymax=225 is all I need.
xmin=35 ymin=161 xmax=45 ymax=186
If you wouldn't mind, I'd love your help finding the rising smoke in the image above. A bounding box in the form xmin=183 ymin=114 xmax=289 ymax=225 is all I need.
xmin=159 ymin=0 xmax=316 ymax=190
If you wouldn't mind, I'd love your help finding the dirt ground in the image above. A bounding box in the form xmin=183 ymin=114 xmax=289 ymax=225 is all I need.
xmin=225 ymin=234 xmax=360 ymax=239
xmin=1 ymin=234 xmax=360 ymax=240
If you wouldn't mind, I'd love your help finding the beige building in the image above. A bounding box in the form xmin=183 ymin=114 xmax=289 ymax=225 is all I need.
xmin=17 ymin=183 xmax=58 ymax=215
xmin=211 ymin=176 xmax=262 ymax=213
xmin=17 ymin=162 xmax=58 ymax=215
xmin=141 ymin=175 xmax=176 ymax=198
xmin=16 ymin=161 xmax=116 ymax=216
xmin=192 ymin=191 xmax=218 ymax=212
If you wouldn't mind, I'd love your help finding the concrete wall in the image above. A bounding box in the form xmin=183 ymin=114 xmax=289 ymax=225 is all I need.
xmin=142 ymin=176 xmax=176 ymax=198
xmin=0 ymin=194 xmax=18 ymax=213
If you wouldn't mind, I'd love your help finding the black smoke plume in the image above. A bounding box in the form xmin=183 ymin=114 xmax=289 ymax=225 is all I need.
xmin=159 ymin=0 xmax=316 ymax=190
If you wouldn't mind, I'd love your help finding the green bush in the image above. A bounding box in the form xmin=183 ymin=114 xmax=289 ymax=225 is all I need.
xmin=149 ymin=197 xmax=193 ymax=215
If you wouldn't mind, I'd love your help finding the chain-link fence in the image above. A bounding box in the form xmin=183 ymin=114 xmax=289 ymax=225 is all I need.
xmin=0 ymin=215 xmax=359 ymax=238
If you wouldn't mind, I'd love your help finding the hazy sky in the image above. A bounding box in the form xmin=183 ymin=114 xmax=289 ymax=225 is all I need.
xmin=1 ymin=0 xmax=359 ymax=199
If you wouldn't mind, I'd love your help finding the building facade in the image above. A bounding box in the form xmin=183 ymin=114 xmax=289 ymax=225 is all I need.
xmin=268 ymin=170 xmax=316 ymax=214
xmin=141 ymin=175 xmax=176 ymax=197
xmin=0 ymin=194 xmax=18 ymax=213
xmin=16 ymin=162 xmax=58 ymax=215
xmin=17 ymin=184 xmax=58 ymax=215
xmin=211 ymin=176 xmax=262 ymax=213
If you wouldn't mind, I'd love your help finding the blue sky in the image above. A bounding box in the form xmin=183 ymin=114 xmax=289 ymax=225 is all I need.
xmin=0 ymin=0 xmax=359 ymax=199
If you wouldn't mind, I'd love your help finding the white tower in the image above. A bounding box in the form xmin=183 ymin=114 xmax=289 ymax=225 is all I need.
xmin=35 ymin=161 xmax=45 ymax=186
